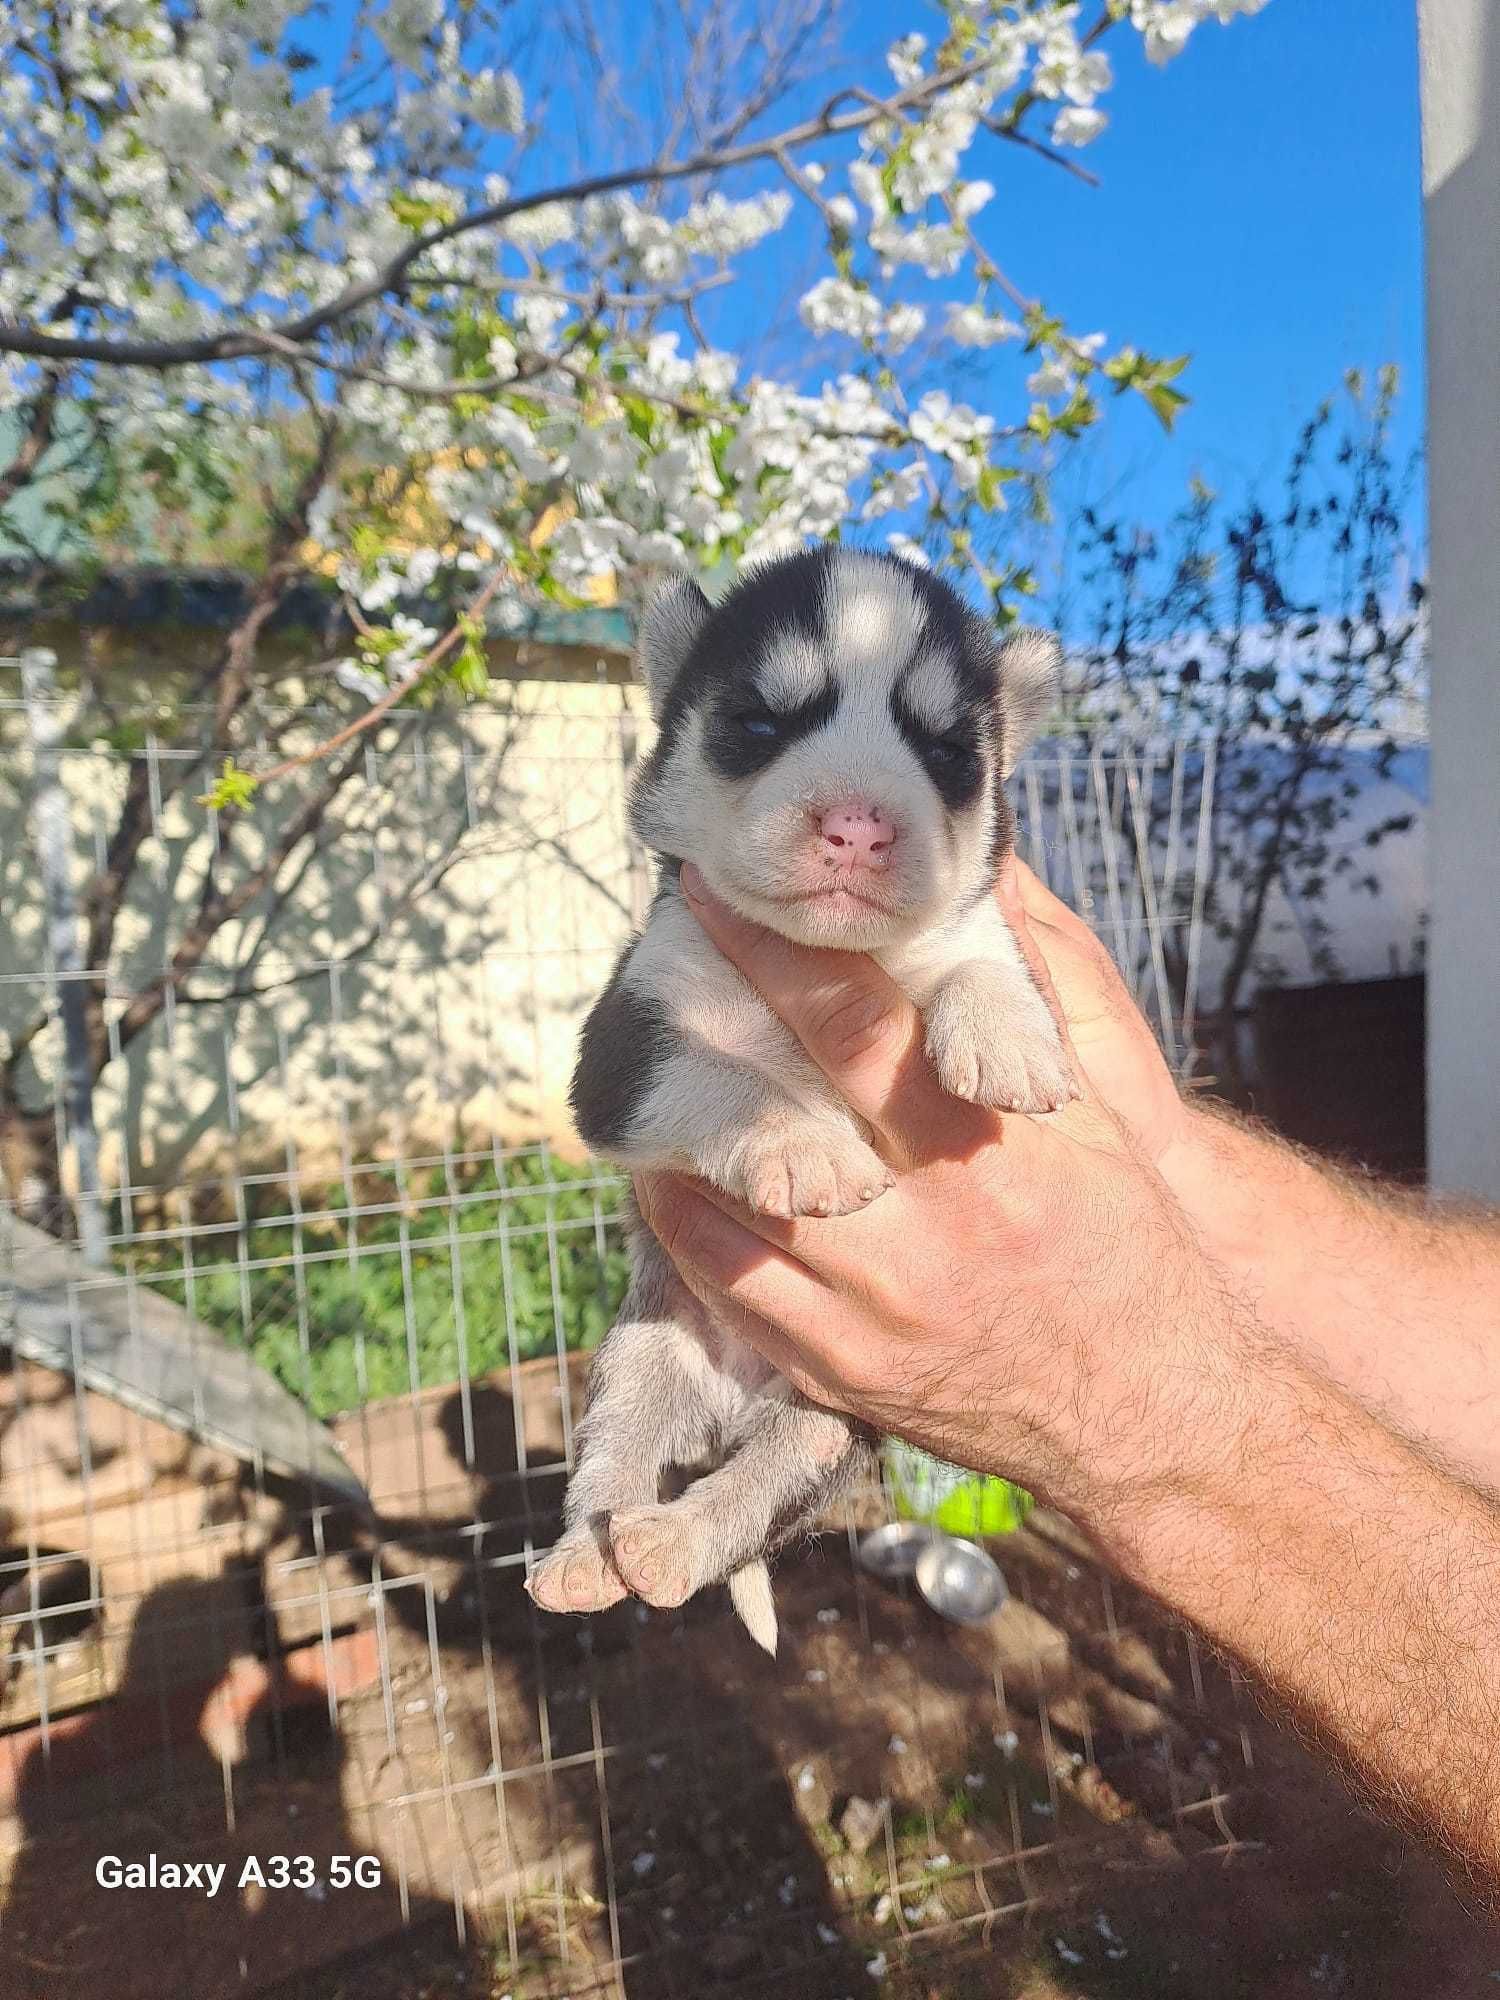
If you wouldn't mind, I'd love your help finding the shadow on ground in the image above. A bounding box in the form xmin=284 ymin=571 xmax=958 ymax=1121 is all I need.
xmin=3 ymin=1375 xmax=1499 ymax=1999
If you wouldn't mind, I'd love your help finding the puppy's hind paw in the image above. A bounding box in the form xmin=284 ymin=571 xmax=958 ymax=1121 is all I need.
xmin=527 ymin=1531 xmax=628 ymax=1615
xmin=609 ymin=1503 xmax=706 ymax=1609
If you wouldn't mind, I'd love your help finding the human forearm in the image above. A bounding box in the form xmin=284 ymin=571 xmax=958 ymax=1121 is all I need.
xmin=1101 ymin=1305 xmax=1500 ymax=1884
xmin=658 ymin=864 xmax=1500 ymax=1883
xmin=1163 ymin=1105 xmax=1500 ymax=1492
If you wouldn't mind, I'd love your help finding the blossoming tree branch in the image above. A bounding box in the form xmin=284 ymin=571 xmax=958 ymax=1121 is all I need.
xmin=2 ymin=0 xmax=1267 ymax=744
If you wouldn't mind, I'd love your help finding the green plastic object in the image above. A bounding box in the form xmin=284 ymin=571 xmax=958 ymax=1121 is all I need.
xmin=883 ymin=1440 xmax=1034 ymax=1537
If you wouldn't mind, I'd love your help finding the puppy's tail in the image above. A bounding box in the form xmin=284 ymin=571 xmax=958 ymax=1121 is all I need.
xmin=728 ymin=1561 xmax=778 ymax=1656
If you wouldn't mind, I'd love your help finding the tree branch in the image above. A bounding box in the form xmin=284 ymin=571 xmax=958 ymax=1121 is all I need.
xmin=986 ymin=118 xmax=1101 ymax=189
xmin=0 ymin=376 xmax=61 ymax=511
xmin=249 ymin=563 xmax=512 ymax=789
xmin=0 ymin=61 xmax=985 ymax=370
xmin=205 ymin=418 xmax=341 ymax=744
xmin=110 ymin=736 xmax=375 ymax=1055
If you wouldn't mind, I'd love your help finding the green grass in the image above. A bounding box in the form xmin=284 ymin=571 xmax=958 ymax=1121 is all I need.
xmin=134 ymin=1149 xmax=631 ymax=1419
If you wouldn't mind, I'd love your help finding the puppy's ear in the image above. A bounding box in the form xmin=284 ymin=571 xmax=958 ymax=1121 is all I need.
xmin=636 ymin=573 xmax=711 ymax=721
xmin=996 ymin=626 xmax=1062 ymax=775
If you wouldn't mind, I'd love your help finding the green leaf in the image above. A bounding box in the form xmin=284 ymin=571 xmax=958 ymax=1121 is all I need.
xmin=389 ymin=191 xmax=460 ymax=233
xmin=620 ymin=394 xmax=657 ymax=445
xmin=1053 ymin=387 xmax=1098 ymax=438
xmin=448 ymin=621 xmax=489 ymax=698
xmin=197 ymin=758 xmax=260 ymax=811
xmin=1022 ymin=305 xmax=1064 ymax=353
xmin=1102 ymin=345 xmax=1145 ymax=388
xmin=975 ymin=463 xmax=1020 ymax=512
xmin=1142 ymin=380 xmax=1189 ymax=432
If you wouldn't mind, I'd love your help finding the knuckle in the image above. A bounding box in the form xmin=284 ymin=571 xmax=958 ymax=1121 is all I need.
xmin=803 ymin=979 xmax=902 ymax=1070
xmin=642 ymin=1183 xmax=707 ymax=1266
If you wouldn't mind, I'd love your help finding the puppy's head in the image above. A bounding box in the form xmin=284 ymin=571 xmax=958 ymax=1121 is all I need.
xmin=630 ymin=547 xmax=1059 ymax=950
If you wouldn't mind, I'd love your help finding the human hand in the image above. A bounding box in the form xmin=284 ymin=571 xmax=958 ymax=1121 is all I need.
xmin=993 ymin=858 xmax=1189 ymax=1171
xmin=635 ymin=863 xmax=1240 ymax=1533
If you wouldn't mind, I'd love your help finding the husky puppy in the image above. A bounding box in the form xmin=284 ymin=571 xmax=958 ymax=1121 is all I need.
xmin=527 ymin=547 xmax=1067 ymax=1651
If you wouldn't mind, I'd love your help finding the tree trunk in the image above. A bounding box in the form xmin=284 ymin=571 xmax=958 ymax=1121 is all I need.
xmin=0 ymin=1096 xmax=68 ymax=1236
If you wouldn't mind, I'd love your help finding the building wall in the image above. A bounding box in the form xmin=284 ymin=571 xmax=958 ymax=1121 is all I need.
xmin=1419 ymin=0 xmax=1500 ymax=1198
xmin=1 ymin=679 xmax=651 ymax=1200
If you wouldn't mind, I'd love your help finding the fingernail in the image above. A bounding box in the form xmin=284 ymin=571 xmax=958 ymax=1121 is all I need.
xmin=680 ymin=862 xmax=706 ymax=904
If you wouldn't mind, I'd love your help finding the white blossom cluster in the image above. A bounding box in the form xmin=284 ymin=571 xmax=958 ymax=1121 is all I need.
xmin=1129 ymin=0 xmax=1272 ymax=68
xmin=0 ymin=0 xmax=1271 ymax=656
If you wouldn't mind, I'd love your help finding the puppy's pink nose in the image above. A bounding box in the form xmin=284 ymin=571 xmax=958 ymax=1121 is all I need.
xmin=817 ymin=799 xmax=897 ymax=868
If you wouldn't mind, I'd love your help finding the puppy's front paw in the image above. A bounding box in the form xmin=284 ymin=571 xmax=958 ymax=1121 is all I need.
xmin=715 ymin=1124 xmax=893 ymax=1219
xmin=527 ymin=1529 xmax=629 ymax=1614
xmin=925 ymin=965 xmax=1073 ymax=1114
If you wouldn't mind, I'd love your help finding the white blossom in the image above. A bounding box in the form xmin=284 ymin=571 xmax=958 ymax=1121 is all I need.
xmin=1129 ymin=0 xmax=1269 ymax=65
xmin=946 ymin=302 xmax=1021 ymax=347
xmin=1028 ymin=357 xmax=1074 ymax=399
xmin=335 ymin=661 xmax=387 ymax=703
xmin=1055 ymin=105 xmax=1108 ymax=145
xmin=799 ymin=278 xmax=925 ymax=350
xmin=504 ymin=202 xmax=571 ymax=251
xmin=485 ymin=335 xmax=519 ymax=382
xmin=887 ymin=33 xmax=927 ymax=87
xmin=469 ymin=69 xmax=524 ymax=133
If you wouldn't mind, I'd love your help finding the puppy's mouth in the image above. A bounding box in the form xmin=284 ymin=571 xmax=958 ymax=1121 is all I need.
xmin=707 ymin=859 xmax=927 ymax=943
xmin=774 ymin=883 xmax=895 ymax=913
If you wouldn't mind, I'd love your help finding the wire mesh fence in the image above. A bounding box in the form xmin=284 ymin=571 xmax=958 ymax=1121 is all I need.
xmin=0 ymin=661 xmax=1262 ymax=1998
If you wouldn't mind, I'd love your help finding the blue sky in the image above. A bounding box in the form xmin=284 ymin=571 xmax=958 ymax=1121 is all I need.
xmin=952 ymin=0 xmax=1425 ymax=537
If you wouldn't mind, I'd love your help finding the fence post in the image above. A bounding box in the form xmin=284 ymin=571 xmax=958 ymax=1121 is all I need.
xmin=20 ymin=646 xmax=108 ymax=1266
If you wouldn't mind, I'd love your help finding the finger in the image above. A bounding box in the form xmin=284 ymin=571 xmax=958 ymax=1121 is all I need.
xmin=1010 ymin=858 xmax=1131 ymax=998
xmin=636 ymin=1170 xmax=811 ymax=1289
xmin=678 ymin=864 xmax=978 ymax=1164
xmin=674 ymin=1172 xmax=903 ymax=1312
xmin=1010 ymin=856 xmax=1107 ymax=951
xmin=1000 ymin=860 xmax=1146 ymax=1051
xmin=994 ymin=855 xmax=1087 ymax=1095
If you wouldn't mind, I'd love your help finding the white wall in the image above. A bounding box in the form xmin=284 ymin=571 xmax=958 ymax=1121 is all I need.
xmin=1419 ymin=0 xmax=1500 ymax=1198
xmin=0 ymin=683 xmax=650 ymax=1195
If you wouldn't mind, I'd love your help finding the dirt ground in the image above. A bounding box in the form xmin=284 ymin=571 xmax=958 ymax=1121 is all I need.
xmin=3 ymin=1461 xmax=1499 ymax=2000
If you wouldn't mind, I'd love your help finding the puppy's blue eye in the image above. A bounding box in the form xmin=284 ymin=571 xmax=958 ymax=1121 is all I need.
xmin=738 ymin=711 xmax=779 ymax=739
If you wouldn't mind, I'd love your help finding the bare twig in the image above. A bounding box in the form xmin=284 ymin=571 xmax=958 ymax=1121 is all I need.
xmin=249 ymin=565 xmax=512 ymax=788
xmin=986 ymin=118 xmax=1102 ymax=189
xmin=208 ymin=418 xmax=340 ymax=746
xmin=413 ymin=272 xmax=734 ymax=312
xmin=111 ymin=739 xmax=374 ymax=1055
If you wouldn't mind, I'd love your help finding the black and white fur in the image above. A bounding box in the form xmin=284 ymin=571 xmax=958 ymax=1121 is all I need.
xmin=527 ymin=547 xmax=1067 ymax=1651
